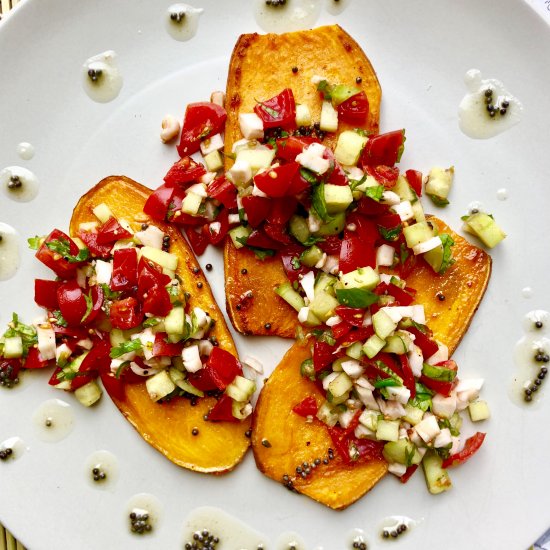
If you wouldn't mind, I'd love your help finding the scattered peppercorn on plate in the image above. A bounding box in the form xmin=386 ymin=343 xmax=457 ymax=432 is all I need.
xmin=2 ymin=1 xmax=550 ymax=550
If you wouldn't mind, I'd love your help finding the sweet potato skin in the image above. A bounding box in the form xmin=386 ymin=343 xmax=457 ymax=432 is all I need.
xmin=224 ymin=25 xmax=382 ymax=338
xmin=70 ymin=176 xmax=250 ymax=474
xmin=251 ymin=217 xmax=491 ymax=507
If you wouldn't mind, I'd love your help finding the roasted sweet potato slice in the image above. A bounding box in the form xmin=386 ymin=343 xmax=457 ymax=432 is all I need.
xmin=70 ymin=176 xmax=250 ymax=474
xmin=252 ymin=219 xmax=491 ymax=508
xmin=224 ymin=25 xmax=381 ymax=337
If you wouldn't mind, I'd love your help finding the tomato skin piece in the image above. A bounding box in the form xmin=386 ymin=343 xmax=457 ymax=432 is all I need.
xmin=24 ymin=347 xmax=53 ymax=370
xmin=338 ymin=91 xmax=369 ymax=124
xmin=137 ymin=257 xmax=171 ymax=296
xmin=207 ymin=394 xmax=238 ymax=422
xmin=339 ymin=230 xmax=376 ymax=274
xmin=56 ymin=280 xmax=88 ymax=327
xmin=246 ymin=229 xmax=284 ymax=251
xmin=292 ymin=396 xmax=319 ymax=417
xmin=266 ymin=197 xmax=298 ymax=226
xmin=109 ymin=297 xmax=143 ymax=330
xmin=96 ymin=217 xmax=132 ymax=244
xmin=280 ymin=246 xmax=309 ymax=284
xmin=78 ymin=230 xmax=113 ymax=259
xmin=208 ymin=176 xmax=237 ymax=209
xmin=204 ymin=347 xmax=243 ymax=391
xmin=276 ymin=136 xmax=318 ymax=161
xmin=242 ymin=196 xmax=271 ymax=228
xmin=184 ymin=225 xmax=210 ymax=256
xmin=34 ymin=279 xmax=61 ymax=310
xmin=143 ymin=284 xmax=172 ymax=317
xmin=143 ymin=184 xmax=176 ymax=221
xmin=318 ymin=235 xmax=342 ymax=256
xmin=100 ymin=371 xmax=126 ymax=401
xmin=152 ymin=333 xmax=184 ymax=357
xmin=163 ymin=156 xmax=206 ymax=186
xmin=177 ymin=102 xmax=227 ymax=157
xmin=35 ymin=229 xmax=82 ymax=279
xmin=253 ymin=162 xmax=300 ymax=198
xmin=400 ymin=464 xmax=419 ymax=483
xmin=418 ymin=374 xmax=456 ymax=397
xmin=207 ymin=208 xmax=230 ymax=246
xmin=263 ymin=223 xmax=292 ymax=245
xmin=335 ymin=306 xmax=365 ymax=328
xmin=360 ymin=129 xmax=406 ymax=167
xmin=398 ymin=355 xmax=416 ymax=399
xmin=110 ymin=248 xmax=138 ymax=292
xmin=254 ymin=88 xmax=296 ymax=129
xmin=313 ymin=340 xmax=338 ymax=372
xmin=365 ymin=165 xmax=400 ymax=188
xmin=441 ymin=432 xmax=486 ymax=469
xmin=405 ymin=169 xmax=423 ymax=197
xmin=406 ymin=327 xmax=439 ymax=358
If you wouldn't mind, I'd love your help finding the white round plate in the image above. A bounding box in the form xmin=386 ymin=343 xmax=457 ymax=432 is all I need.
xmin=1 ymin=1 xmax=549 ymax=549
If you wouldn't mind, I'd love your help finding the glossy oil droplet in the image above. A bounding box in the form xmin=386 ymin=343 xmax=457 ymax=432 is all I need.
xmin=166 ymin=3 xmax=203 ymax=41
xmin=0 ymin=223 xmax=20 ymax=281
xmin=16 ymin=142 xmax=35 ymax=160
xmin=522 ymin=286 xmax=533 ymax=299
xmin=459 ymin=69 xmax=523 ymax=139
xmin=0 ymin=166 xmax=39 ymax=202
xmin=84 ymin=450 xmax=119 ymax=491
xmin=253 ymin=0 xmax=322 ymax=33
xmin=182 ymin=506 xmax=268 ymax=549
xmin=346 ymin=528 xmax=368 ymax=549
xmin=125 ymin=493 xmax=162 ymax=536
xmin=325 ymin=0 xmax=351 ymax=15
xmin=276 ymin=531 xmax=307 ymax=550
xmin=32 ymin=399 xmax=74 ymax=442
xmin=0 ymin=436 xmax=27 ymax=461
xmin=379 ymin=515 xmax=420 ymax=541
xmin=82 ymin=50 xmax=123 ymax=103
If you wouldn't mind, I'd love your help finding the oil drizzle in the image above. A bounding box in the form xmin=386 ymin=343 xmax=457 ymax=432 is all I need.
xmin=325 ymin=0 xmax=351 ymax=15
xmin=253 ymin=0 xmax=322 ymax=33
xmin=82 ymin=51 xmax=123 ymax=103
xmin=0 ymin=436 xmax=27 ymax=461
xmin=125 ymin=493 xmax=162 ymax=536
xmin=32 ymin=399 xmax=74 ymax=442
xmin=165 ymin=3 xmax=203 ymax=41
xmin=0 ymin=166 xmax=39 ymax=202
xmin=84 ymin=450 xmax=119 ymax=491
xmin=0 ymin=223 xmax=20 ymax=281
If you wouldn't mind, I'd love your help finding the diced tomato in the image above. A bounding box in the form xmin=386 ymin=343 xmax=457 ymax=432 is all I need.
xmin=398 ymin=355 xmax=416 ymax=399
xmin=71 ymin=340 xmax=110 ymax=390
xmin=254 ymin=88 xmax=296 ymax=129
xmin=143 ymin=184 xmax=176 ymax=221
xmin=418 ymin=374 xmax=456 ymax=397
xmin=110 ymin=248 xmax=138 ymax=292
xmin=441 ymin=432 xmax=486 ymax=469
xmin=335 ymin=306 xmax=365 ymax=327
xmin=406 ymin=327 xmax=439 ymax=358
xmin=184 ymin=225 xmax=210 ymax=255
xmin=242 ymin=196 xmax=271 ymax=228
xmin=264 ymin=223 xmax=292 ymax=245
xmin=280 ymin=246 xmax=308 ymax=284
xmin=207 ymin=394 xmax=238 ymax=422
xmin=57 ymin=281 xmax=103 ymax=327
xmin=331 ymin=321 xmax=353 ymax=341
xmin=339 ymin=230 xmax=376 ymax=274
xmin=137 ymin=257 xmax=171 ymax=296
xmin=152 ymin=333 xmax=184 ymax=357
xmin=143 ymin=284 xmax=172 ymax=317
xmin=376 ymin=212 xmax=402 ymax=241
xmin=253 ymin=162 xmax=300 ymax=198
xmin=48 ymin=367 xmax=64 ymax=387
xmin=52 ymin=325 xmax=89 ymax=340
xmin=0 ymin=358 xmax=22 ymax=383
xmin=322 ymin=148 xmax=348 ymax=186
xmin=96 ymin=217 xmax=132 ymax=244
xmin=317 ymin=235 xmax=342 ymax=255
xmin=24 ymin=347 xmax=53 ymax=370
xmin=338 ymin=91 xmax=369 ymax=124
xmin=177 ymin=102 xmax=227 ymax=157
xmin=355 ymin=196 xmax=391 ymax=217
xmin=246 ymin=229 xmax=284 ymax=251
xmin=405 ymin=169 xmax=423 ymax=197
xmin=188 ymin=368 xmax=219 ymax=392
xmin=400 ymin=464 xmax=419 ymax=483
xmin=109 ymin=297 xmax=143 ymax=330
xmin=204 ymin=347 xmax=243 ymax=391
xmin=292 ymin=396 xmax=319 ymax=417
xmin=207 ymin=208 xmax=230 ymax=246
xmin=164 ymin=156 xmax=206 ymax=186
xmin=287 ymin=169 xmax=312 ymax=196
xmin=374 ymin=282 xmax=415 ymax=306
xmin=266 ymin=197 xmax=298 ymax=226
xmin=355 ymin=438 xmax=385 ymax=460
xmin=365 ymin=165 xmax=399 ymax=188
xmin=313 ymin=340 xmax=337 ymax=372
xmin=360 ymin=129 xmax=406 ymax=167
xmin=34 ymin=279 xmax=60 ymax=310
xmin=35 ymin=229 xmax=82 ymax=279
xmin=208 ymin=176 xmax=237 ymax=209
xmin=337 ymin=326 xmax=374 ymax=347
xmin=276 ymin=136 xmax=318 ymax=161
xmin=78 ymin=230 xmax=113 ymax=259
xmin=100 ymin=371 xmax=126 ymax=401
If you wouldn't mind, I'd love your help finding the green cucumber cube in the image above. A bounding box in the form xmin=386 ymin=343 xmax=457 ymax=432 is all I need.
xmin=334 ymin=130 xmax=368 ymax=167
xmin=372 ymin=309 xmax=398 ymax=340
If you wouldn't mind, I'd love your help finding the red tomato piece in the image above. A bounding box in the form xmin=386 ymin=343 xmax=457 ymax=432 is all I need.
xmin=164 ymin=156 xmax=206 ymax=186
xmin=207 ymin=394 xmax=238 ymax=422
xmin=35 ymin=229 xmax=82 ymax=279
xmin=335 ymin=306 xmax=365 ymax=327
xmin=143 ymin=184 xmax=176 ymax=221
xmin=242 ymin=196 xmax=271 ymax=228
xmin=56 ymin=280 xmax=87 ymax=327
xmin=374 ymin=282 xmax=415 ymax=306
xmin=34 ymin=279 xmax=60 ymax=310
xmin=264 ymin=223 xmax=292 ymax=245
xmin=400 ymin=464 xmax=419 ymax=483
xmin=337 ymin=326 xmax=374 ymax=347
xmin=406 ymin=327 xmax=439 ymax=358
xmin=96 ymin=217 xmax=132 ymax=244
xmin=331 ymin=321 xmax=353 ymax=341
xmin=365 ymin=165 xmax=400 ymax=188
xmin=188 ymin=368 xmax=219 ymax=392
xmin=24 ymin=347 xmax=52 ymax=370
xmin=166 ymin=187 xmax=207 ymax=226
xmin=177 ymin=102 xmax=227 ymax=157
xmin=338 ymin=91 xmax=369 ymax=124
xmin=441 ymin=432 xmax=486 ymax=469
xmin=398 ymin=355 xmax=416 ymax=399
xmin=184 ymin=225 xmax=210 ymax=255
xmin=317 ymin=235 xmax=342 ymax=255
xmin=418 ymin=374 xmax=456 ymax=397
xmin=360 ymin=129 xmax=406 ymax=167
xmin=405 ymin=169 xmax=423 ymax=197
xmin=266 ymin=197 xmax=298 ymax=226
xmin=207 ymin=208 xmax=230 ymax=246
xmin=137 ymin=257 xmax=171 ymax=296
xmin=254 ymin=88 xmax=296 ymax=129
xmin=254 ymin=162 xmax=300 ymax=198
xmin=292 ymin=396 xmax=319 ymax=418
xmin=152 ymin=333 xmax=184 ymax=357
xmin=78 ymin=230 xmax=113 ymax=259
xmin=287 ymin=169 xmax=312 ymax=196
xmin=280 ymin=246 xmax=308 ymax=284
xmin=355 ymin=196 xmax=391 ymax=217
xmin=339 ymin=230 xmax=376 ymax=274
xmin=208 ymin=176 xmax=238 ymax=209
xmin=204 ymin=347 xmax=243 ymax=391
xmin=110 ymin=248 xmax=138 ymax=292
xmin=245 ymin=229 xmax=284 ymax=251
xmin=276 ymin=136 xmax=318 ymax=161
xmin=100 ymin=371 xmax=126 ymax=401
xmin=109 ymin=297 xmax=143 ymax=330
xmin=322 ymin=147 xmax=348 ymax=186
xmin=313 ymin=340 xmax=338 ymax=372
xmin=143 ymin=284 xmax=172 ymax=317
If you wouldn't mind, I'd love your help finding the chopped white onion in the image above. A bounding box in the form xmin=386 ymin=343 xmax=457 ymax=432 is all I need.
xmin=412 ymin=236 xmax=442 ymax=255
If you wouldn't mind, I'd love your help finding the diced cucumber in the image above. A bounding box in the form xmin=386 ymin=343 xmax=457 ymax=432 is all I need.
xmin=300 ymin=245 xmax=324 ymax=268
xmin=463 ymin=212 xmax=506 ymax=248
xmin=331 ymin=84 xmax=361 ymax=106
xmin=422 ymin=241 xmax=445 ymax=273
xmin=372 ymin=309 xmax=398 ymax=340
xmin=411 ymin=200 xmax=426 ymax=223
xmin=176 ymin=378 xmax=204 ymax=397
xmin=295 ymin=104 xmax=312 ymax=127
xmin=92 ymin=203 xmax=114 ymax=223
xmin=232 ymin=400 xmax=252 ymax=420
xmin=331 ymin=356 xmax=347 ymax=372
xmin=324 ymin=184 xmax=353 ymax=214
xmin=109 ymin=328 xmax=126 ymax=348
xmin=383 ymin=439 xmax=422 ymax=465
xmin=327 ymin=372 xmax=353 ymax=398
xmin=164 ymin=306 xmax=185 ymax=343
xmin=468 ymin=400 xmax=490 ymax=422
xmin=225 ymin=375 xmax=256 ymax=402
xmin=359 ymin=409 xmax=379 ymax=431
xmin=312 ymin=212 xmax=346 ymax=236
xmin=288 ymin=215 xmax=311 ymax=245
xmin=181 ymin=192 xmax=203 ymax=216
xmin=141 ymin=246 xmax=178 ymax=272
xmin=3 ymin=336 xmax=23 ymax=358
xmin=309 ymin=291 xmax=339 ymax=322
xmin=334 ymin=130 xmax=368 ymax=167
xmin=363 ymin=334 xmax=386 ymax=359
xmin=236 ymin=147 xmax=275 ymax=173
xmin=422 ymin=450 xmax=452 ymax=494
xmin=320 ymin=100 xmax=338 ymax=133
xmin=425 ymin=166 xmax=454 ymax=206
xmin=345 ymin=341 xmax=364 ymax=360
xmin=339 ymin=266 xmax=380 ymax=291
xmin=300 ymin=308 xmax=322 ymax=327
xmin=145 ymin=370 xmax=176 ymax=402
xmin=275 ymin=282 xmax=305 ymax=312
xmin=74 ymin=380 xmax=102 ymax=407
xmin=403 ymin=404 xmax=425 ymax=426
xmin=314 ymin=272 xmax=338 ymax=296
xmin=228 ymin=225 xmax=252 ymax=249
xmin=316 ymin=401 xmax=339 ymax=427
xmin=335 ymin=288 xmax=378 ymax=308
xmin=204 ymin=150 xmax=223 ymax=172
xmin=392 ymin=175 xmax=417 ymax=203
xmin=376 ymin=419 xmax=400 ymax=442
xmin=383 ymin=332 xmax=412 ymax=355
xmin=421 ymin=362 xmax=457 ymax=382
xmin=403 ymin=222 xmax=434 ymax=248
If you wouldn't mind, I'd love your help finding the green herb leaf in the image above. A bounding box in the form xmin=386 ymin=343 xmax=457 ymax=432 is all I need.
xmin=45 ymin=238 xmax=89 ymax=263
xmin=428 ymin=193 xmax=450 ymax=207
xmin=110 ymin=339 xmax=142 ymax=359
xmin=299 ymin=168 xmax=318 ymax=185
xmin=236 ymin=235 xmax=249 ymax=247
xmin=1 ymin=313 xmax=37 ymax=357
xmin=311 ymin=329 xmax=336 ymax=347
xmin=364 ymin=185 xmax=385 ymax=202
xmin=291 ymin=256 xmax=301 ymax=270
xmin=378 ymin=223 xmax=402 ymax=242
xmin=52 ymin=310 xmax=68 ymax=328
xmin=335 ymin=288 xmax=379 ymax=308
xmin=373 ymin=377 xmax=400 ymax=389
xmin=27 ymin=235 xmax=43 ymax=250
xmin=438 ymin=233 xmax=455 ymax=274
xmin=405 ymin=445 xmax=416 ymax=467
xmin=253 ymin=248 xmax=276 ymax=260
xmin=238 ymin=208 xmax=248 ymax=226
xmin=99 ymin=283 xmax=121 ymax=301
xmin=316 ymin=80 xmax=333 ymax=101
xmin=80 ymin=292 xmax=94 ymax=323
xmin=312 ymin=181 xmax=332 ymax=223
xmin=300 ymin=358 xmax=315 ymax=381
xmin=142 ymin=317 xmax=161 ymax=328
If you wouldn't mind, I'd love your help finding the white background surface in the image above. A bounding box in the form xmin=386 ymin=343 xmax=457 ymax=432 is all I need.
xmin=1 ymin=1 xmax=550 ymax=548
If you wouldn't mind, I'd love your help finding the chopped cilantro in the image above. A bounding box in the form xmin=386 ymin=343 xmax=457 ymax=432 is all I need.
xmin=1 ymin=313 xmax=37 ymax=357
xmin=299 ymin=168 xmax=318 ymax=185
xmin=110 ymin=339 xmax=142 ymax=359
xmin=316 ymin=79 xmax=333 ymax=101
xmin=80 ymin=291 xmax=94 ymax=323
xmin=291 ymin=256 xmax=301 ymax=270
xmin=27 ymin=235 xmax=43 ymax=250
xmin=438 ymin=233 xmax=455 ymax=274
xmin=142 ymin=317 xmax=161 ymax=328
xmin=364 ymin=184 xmax=385 ymax=202
xmin=52 ymin=310 xmax=68 ymax=328
xmin=378 ymin=223 xmax=402 ymax=242
xmin=45 ymin=238 xmax=89 ymax=263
